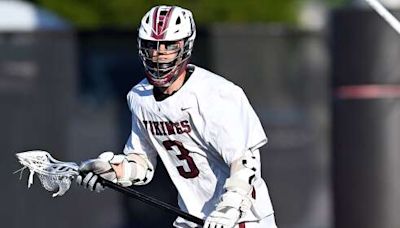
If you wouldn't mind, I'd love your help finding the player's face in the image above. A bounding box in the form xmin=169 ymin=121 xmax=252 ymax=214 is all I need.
xmin=138 ymin=39 xmax=187 ymax=88
xmin=152 ymin=40 xmax=183 ymax=63
xmin=140 ymin=40 xmax=183 ymax=63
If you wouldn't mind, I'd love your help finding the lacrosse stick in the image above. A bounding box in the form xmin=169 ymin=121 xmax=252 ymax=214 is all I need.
xmin=15 ymin=150 xmax=204 ymax=226
xmin=365 ymin=0 xmax=400 ymax=35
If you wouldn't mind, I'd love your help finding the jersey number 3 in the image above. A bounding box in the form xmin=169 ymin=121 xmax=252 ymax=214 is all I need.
xmin=162 ymin=140 xmax=199 ymax=178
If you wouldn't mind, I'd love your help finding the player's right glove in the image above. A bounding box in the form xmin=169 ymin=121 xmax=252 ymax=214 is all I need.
xmin=76 ymin=152 xmax=132 ymax=192
xmin=204 ymin=190 xmax=252 ymax=228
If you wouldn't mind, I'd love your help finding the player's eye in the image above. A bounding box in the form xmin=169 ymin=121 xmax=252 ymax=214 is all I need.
xmin=141 ymin=40 xmax=158 ymax=49
xmin=141 ymin=40 xmax=180 ymax=51
xmin=161 ymin=41 xmax=180 ymax=51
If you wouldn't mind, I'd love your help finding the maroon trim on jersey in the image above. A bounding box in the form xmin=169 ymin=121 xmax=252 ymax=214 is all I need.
xmin=239 ymin=222 xmax=246 ymax=228
xmin=151 ymin=6 xmax=175 ymax=39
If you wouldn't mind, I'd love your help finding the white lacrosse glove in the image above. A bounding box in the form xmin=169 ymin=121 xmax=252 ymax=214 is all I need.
xmin=76 ymin=151 xmax=132 ymax=192
xmin=204 ymin=190 xmax=252 ymax=228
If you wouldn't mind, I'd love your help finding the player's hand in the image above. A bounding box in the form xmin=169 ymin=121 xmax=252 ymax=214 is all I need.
xmin=204 ymin=191 xmax=251 ymax=228
xmin=76 ymin=171 xmax=106 ymax=192
xmin=76 ymin=152 xmax=128 ymax=192
xmin=204 ymin=206 xmax=240 ymax=228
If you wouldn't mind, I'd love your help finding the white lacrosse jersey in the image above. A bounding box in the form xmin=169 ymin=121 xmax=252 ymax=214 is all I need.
xmin=124 ymin=64 xmax=274 ymax=227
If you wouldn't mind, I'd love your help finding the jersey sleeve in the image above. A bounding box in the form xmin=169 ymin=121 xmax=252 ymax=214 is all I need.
xmin=123 ymin=92 xmax=158 ymax=168
xmin=205 ymin=86 xmax=267 ymax=165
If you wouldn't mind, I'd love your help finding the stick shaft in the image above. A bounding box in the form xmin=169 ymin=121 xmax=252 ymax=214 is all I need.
xmin=100 ymin=178 xmax=205 ymax=226
xmin=365 ymin=0 xmax=400 ymax=34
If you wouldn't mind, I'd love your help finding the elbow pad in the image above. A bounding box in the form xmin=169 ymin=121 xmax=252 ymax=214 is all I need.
xmin=225 ymin=150 xmax=259 ymax=195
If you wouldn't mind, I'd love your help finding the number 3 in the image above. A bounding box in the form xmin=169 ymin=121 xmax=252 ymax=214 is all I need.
xmin=162 ymin=140 xmax=199 ymax=178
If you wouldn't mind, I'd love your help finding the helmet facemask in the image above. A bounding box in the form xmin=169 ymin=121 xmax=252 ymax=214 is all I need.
xmin=137 ymin=6 xmax=196 ymax=87
xmin=138 ymin=38 xmax=192 ymax=87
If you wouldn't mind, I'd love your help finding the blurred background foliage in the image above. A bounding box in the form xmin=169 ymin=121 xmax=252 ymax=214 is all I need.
xmin=328 ymin=0 xmax=351 ymax=7
xmin=25 ymin=0 xmax=350 ymax=28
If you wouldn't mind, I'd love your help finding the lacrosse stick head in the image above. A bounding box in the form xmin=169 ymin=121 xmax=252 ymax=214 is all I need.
xmin=15 ymin=150 xmax=79 ymax=197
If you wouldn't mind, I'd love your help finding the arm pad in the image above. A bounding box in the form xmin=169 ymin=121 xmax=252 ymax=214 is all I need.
xmin=225 ymin=149 xmax=259 ymax=195
xmin=218 ymin=150 xmax=260 ymax=214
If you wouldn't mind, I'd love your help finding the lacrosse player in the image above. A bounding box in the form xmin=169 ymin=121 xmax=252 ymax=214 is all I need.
xmin=77 ymin=5 xmax=277 ymax=228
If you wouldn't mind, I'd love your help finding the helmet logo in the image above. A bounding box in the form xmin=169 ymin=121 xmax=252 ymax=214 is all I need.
xmin=151 ymin=7 xmax=174 ymax=39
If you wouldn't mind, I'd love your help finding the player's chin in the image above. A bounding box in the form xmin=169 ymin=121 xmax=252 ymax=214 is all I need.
xmin=148 ymin=75 xmax=172 ymax=87
xmin=146 ymin=70 xmax=177 ymax=87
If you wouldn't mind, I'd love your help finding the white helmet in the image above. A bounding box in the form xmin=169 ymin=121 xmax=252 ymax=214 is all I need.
xmin=138 ymin=5 xmax=196 ymax=87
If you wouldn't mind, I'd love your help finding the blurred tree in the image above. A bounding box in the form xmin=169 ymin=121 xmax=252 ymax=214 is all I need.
xmin=29 ymin=0 xmax=299 ymax=28
xmin=327 ymin=0 xmax=352 ymax=7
